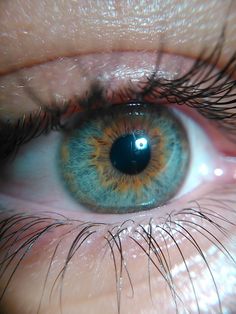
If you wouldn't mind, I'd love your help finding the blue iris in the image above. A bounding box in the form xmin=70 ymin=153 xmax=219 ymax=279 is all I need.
xmin=59 ymin=104 xmax=190 ymax=214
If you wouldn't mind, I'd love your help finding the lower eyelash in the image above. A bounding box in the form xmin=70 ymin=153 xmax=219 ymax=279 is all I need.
xmin=0 ymin=188 xmax=235 ymax=314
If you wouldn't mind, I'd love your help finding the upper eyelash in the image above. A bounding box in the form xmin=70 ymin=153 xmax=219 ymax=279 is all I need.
xmin=0 ymin=28 xmax=235 ymax=162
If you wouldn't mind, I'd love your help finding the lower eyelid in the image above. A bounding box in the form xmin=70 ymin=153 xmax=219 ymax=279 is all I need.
xmin=0 ymin=185 xmax=235 ymax=313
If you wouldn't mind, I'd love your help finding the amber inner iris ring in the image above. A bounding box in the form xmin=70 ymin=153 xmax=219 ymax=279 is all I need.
xmin=59 ymin=103 xmax=190 ymax=214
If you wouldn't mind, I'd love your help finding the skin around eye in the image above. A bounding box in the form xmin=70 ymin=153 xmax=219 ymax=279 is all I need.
xmin=0 ymin=1 xmax=236 ymax=314
xmin=0 ymin=54 xmax=236 ymax=314
xmin=0 ymin=0 xmax=236 ymax=74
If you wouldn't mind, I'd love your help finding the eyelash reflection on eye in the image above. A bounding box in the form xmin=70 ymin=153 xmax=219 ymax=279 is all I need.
xmin=0 ymin=29 xmax=236 ymax=162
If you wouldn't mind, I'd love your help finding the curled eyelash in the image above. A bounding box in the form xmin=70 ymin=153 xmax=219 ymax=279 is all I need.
xmin=140 ymin=35 xmax=236 ymax=131
xmin=0 ymin=24 xmax=236 ymax=161
xmin=0 ymin=186 xmax=235 ymax=314
xmin=0 ymin=9 xmax=235 ymax=314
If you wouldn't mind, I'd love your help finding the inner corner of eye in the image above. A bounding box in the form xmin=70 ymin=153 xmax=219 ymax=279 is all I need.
xmin=56 ymin=101 xmax=215 ymax=216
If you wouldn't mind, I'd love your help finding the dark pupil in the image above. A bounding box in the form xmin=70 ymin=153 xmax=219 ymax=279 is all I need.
xmin=110 ymin=132 xmax=151 ymax=175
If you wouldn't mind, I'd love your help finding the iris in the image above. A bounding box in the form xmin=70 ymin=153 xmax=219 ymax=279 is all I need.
xmin=59 ymin=103 xmax=190 ymax=214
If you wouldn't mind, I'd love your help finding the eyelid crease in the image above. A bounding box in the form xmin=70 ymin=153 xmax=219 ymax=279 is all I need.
xmin=0 ymin=32 xmax=236 ymax=162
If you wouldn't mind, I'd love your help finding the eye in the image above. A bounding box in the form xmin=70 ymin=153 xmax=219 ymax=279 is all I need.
xmin=59 ymin=103 xmax=190 ymax=214
xmin=0 ymin=46 xmax=236 ymax=314
xmin=1 ymin=1 xmax=236 ymax=312
xmin=0 ymin=51 xmax=235 ymax=221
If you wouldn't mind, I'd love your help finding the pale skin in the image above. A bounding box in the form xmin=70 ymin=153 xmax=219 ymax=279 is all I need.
xmin=0 ymin=1 xmax=236 ymax=314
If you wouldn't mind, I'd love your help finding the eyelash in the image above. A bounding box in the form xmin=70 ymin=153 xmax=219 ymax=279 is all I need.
xmin=0 ymin=189 xmax=235 ymax=314
xmin=0 ymin=28 xmax=236 ymax=162
xmin=0 ymin=29 xmax=236 ymax=314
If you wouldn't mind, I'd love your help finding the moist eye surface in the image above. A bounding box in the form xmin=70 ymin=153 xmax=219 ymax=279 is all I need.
xmin=59 ymin=102 xmax=190 ymax=214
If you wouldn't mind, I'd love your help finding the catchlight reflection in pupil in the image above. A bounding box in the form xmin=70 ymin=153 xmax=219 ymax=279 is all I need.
xmin=59 ymin=103 xmax=190 ymax=214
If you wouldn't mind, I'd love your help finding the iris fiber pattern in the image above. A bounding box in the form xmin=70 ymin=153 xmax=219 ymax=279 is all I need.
xmin=59 ymin=104 xmax=190 ymax=214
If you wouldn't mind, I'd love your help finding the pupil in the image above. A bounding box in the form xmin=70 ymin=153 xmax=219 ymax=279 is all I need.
xmin=110 ymin=132 xmax=151 ymax=175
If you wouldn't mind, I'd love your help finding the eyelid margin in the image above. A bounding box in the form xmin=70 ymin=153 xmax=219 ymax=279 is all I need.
xmin=1 ymin=45 xmax=236 ymax=162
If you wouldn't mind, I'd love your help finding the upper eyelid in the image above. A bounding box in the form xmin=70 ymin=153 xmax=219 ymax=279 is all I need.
xmin=0 ymin=40 xmax=235 ymax=110
xmin=0 ymin=51 xmax=200 ymax=121
xmin=0 ymin=40 xmax=235 ymax=113
xmin=0 ymin=29 xmax=236 ymax=160
xmin=0 ymin=47 xmax=236 ymax=161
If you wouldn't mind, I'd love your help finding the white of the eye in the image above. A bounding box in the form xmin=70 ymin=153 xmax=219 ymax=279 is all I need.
xmin=173 ymin=108 xmax=221 ymax=199
xmin=0 ymin=107 xmax=228 ymax=222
